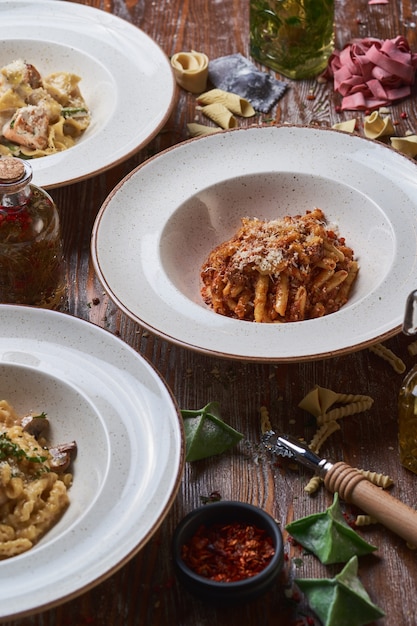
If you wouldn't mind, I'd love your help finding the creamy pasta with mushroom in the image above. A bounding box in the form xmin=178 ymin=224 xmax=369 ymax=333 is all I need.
xmin=0 ymin=399 xmax=76 ymax=558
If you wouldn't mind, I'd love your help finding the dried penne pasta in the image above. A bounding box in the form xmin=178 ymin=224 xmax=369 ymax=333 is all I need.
xmin=197 ymin=89 xmax=255 ymax=117
xmin=201 ymin=209 xmax=358 ymax=323
xmin=187 ymin=123 xmax=221 ymax=137
xmin=369 ymin=343 xmax=406 ymax=374
xmin=200 ymin=103 xmax=237 ymax=129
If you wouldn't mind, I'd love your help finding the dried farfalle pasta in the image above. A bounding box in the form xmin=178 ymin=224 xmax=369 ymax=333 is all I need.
xmin=187 ymin=123 xmax=221 ymax=137
xmin=197 ymin=89 xmax=255 ymax=117
xmin=171 ymin=50 xmax=209 ymax=93
xmin=298 ymin=386 xmax=341 ymax=418
xmin=363 ymin=111 xmax=394 ymax=139
xmin=355 ymin=468 xmax=394 ymax=489
xmin=369 ymin=342 xmax=406 ymax=374
xmin=200 ymin=103 xmax=237 ymax=129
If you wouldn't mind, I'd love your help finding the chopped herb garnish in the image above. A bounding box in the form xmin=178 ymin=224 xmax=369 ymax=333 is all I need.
xmin=61 ymin=107 xmax=88 ymax=118
xmin=0 ymin=432 xmax=47 ymax=463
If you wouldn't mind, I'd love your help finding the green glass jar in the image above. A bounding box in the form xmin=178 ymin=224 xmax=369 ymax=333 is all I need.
xmin=0 ymin=156 xmax=67 ymax=309
xmin=250 ymin=0 xmax=335 ymax=79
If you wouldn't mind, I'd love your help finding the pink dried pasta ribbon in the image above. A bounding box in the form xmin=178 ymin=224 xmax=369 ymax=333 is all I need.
xmin=323 ymin=36 xmax=417 ymax=110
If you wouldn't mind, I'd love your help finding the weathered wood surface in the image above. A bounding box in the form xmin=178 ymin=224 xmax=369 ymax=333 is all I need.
xmin=4 ymin=1 xmax=417 ymax=624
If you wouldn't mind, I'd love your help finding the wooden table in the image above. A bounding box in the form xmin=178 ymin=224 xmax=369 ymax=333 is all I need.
xmin=4 ymin=0 xmax=417 ymax=624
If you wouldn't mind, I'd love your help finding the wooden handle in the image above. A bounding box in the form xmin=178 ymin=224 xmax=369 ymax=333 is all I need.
xmin=324 ymin=461 xmax=417 ymax=546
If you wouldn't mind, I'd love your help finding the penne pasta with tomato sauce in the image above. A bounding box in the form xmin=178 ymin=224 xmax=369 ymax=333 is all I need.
xmin=200 ymin=208 xmax=358 ymax=323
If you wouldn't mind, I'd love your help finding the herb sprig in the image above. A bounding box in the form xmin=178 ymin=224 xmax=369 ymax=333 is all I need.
xmin=0 ymin=432 xmax=47 ymax=464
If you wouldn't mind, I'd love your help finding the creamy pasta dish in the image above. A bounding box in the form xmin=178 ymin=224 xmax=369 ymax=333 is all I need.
xmin=0 ymin=59 xmax=91 ymax=158
xmin=201 ymin=208 xmax=358 ymax=323
xmin=0 ymin=399 xmax=76 ymax=558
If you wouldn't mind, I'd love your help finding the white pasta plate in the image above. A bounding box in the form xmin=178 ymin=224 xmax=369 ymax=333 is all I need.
xmin=0 ymin=0 xmax=176 ymax=189
xmin=91 ymin=124 xmax=417 ymax=362
xmin=0 ymin=305 xmax=184 ymax=620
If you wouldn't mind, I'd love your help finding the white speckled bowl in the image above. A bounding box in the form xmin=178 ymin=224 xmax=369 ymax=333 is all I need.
xmin=0 ymin=305 xmax=184 ymax=621
xmin=0 ymin=0 xmax=175 ymax=188
xmin=91 ymin=125 xmax=417 ymax=362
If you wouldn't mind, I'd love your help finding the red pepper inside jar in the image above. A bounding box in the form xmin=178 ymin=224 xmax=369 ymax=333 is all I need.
xmin=181 ymin=521 xmax=276 ymax=582
xmin=0 ymin=156 xmax=66 ymax=309
xmin=172 ymin=501 xmax=284 ymax=603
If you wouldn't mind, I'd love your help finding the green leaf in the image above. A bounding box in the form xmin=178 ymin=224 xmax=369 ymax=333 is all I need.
xmin=296 ymin=556 xmax=385 ymax=626
xmin=181 ymin=402 xmax=243 ymax=462
xmin=286 ymin=493 xmax=377 ymax=564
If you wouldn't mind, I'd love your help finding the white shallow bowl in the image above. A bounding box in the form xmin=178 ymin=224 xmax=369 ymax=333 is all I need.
xmin=91 ymin=125 xmax=417 ymax=362
xmin=0 ymin=0 xmax=176 ymax=189
xmin=0 ymin=305 xmax=184 ymax=620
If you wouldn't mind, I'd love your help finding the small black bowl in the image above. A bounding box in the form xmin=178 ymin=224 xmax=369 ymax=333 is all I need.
xmin=172 ymin=501 xmax=284 ymax=604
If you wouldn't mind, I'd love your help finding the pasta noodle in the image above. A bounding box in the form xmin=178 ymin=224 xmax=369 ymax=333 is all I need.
xmin=407 ymin=340 xmax=417 ymax=356
xmin=200 ymin=103 xmax=237 ymax=129
xmin=0 ymin=59 xmax=90 ymax=158
xmin=201 ymin=208 xmax=359 ymax=323
xmin=308 ymin=420 xmax=340 ymax=454
xmin=369 ymin=343 xmax=406 ymax=374
xmin=355 ymin=514 xmax=378 ymax=526
xmin=197 ymin=89 xmax=255 ymax=117
xmin=304 ymin=474 xmax=323 ymax=494
xmin=259 ymin=405 xmax=272 ymax=434
xmin=170 ymin=50 xmax=209 ymax=93
xmin=355 ymin=468 xmax=394 ymax=489
xmin=187 ymin=123 xmax=221 ymax=137
xmin=0 ymin=400 xmax=76 ymax=558
xmin=317 ymin=398 xmax=374 ymax=425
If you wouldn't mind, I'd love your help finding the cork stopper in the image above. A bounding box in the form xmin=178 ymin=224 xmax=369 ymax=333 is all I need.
xmin=0 ymin=157 xmax=26 ymax=183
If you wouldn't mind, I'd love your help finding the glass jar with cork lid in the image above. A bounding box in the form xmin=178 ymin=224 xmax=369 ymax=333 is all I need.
xmin=0 ymin=156 xmax=66 ymax=309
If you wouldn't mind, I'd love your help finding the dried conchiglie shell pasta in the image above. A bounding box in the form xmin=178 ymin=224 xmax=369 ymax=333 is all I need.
xmin=200 ymin=103 xmax=237 ymax=129
xmin=197 ymin=89 xmax=255 ymax=117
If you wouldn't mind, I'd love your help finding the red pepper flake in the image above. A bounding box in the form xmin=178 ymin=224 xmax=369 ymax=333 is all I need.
xmin=400 ymin=111 xmax=408 ymax=119
xmin=181 ymin=522 xmax=275 ymax=582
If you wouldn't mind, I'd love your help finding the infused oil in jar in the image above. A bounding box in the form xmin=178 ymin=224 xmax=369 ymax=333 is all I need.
xmin=398 ymin=365 xmax=417 ymax=474
xmin=0 ymin=156 xmax=67 ymax=309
